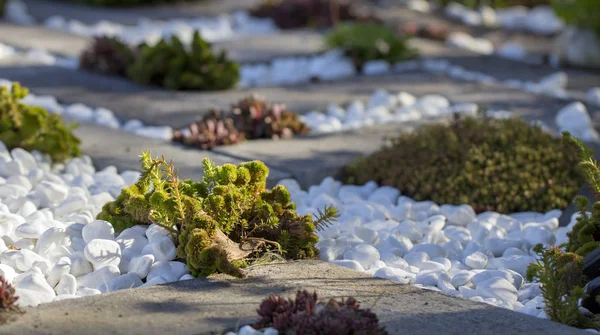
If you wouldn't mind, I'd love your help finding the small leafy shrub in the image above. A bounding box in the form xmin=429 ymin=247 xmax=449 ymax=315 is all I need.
xmin=563 ymin=132 xmax=600 ymax=255
xmin=343 ymin=115 xmax=584 ymax=214
xmin=127 ymin=31 xmax=240 ymax=91
xmin=253 ymin=290 xmax=388 ymax=334
xmin=553 ymin=0 xmax=600 ymax=37
xmin=74 ymin=0 xmax=200 ymax=6
xmin=79 ymin=37 xmax=136 ymax=77
xmin=98 ymin=153 xmax=338 ymax=278
xmin=250 ymin=0 xmax=377 ymax=30
xmin=0 ymin=276 xmax=17 ymax=310
xmin=0 ymin=83 xmax=81 ymax=162
xmin=325 ymin=23 xmax=418 ymax=70
xmin=0 ymin=0 xmax=6 ymax=17
xmin=526 ymin=132 xmax=600 ymax=330
xmin=526 ymin=245 xmax=598 ymax=329
xmin=173 ymin=95 xmax=310 ymax=149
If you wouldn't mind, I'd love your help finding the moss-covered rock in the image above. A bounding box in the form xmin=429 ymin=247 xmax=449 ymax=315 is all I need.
xmin=325 ymin=22 xmax=418 ymax=70
xmin=0 ymin=83 xmax=81 ymax=162
xmin=98 ymin=153 xmax=331 ymax=278
xmin=127 ymin=31 xmax=239 ymax=91
xmin=343 ymin=115 xmax=584 ymax=214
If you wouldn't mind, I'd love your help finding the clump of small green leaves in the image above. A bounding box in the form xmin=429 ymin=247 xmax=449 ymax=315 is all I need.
xmin=526 ymin=245 xmax=599 ymax=329
xmin=563 ymin=132 xmax=600 ymax=256
xmin=343 ymin=115 xmax=584 ymax=214
xmin=127 ymin=31 xmax=240 ymax=91
xmin=325 ymin=22 xmax=418 ymax=70
xmin=79 ymin=36 xmax=136 ymax=77
xmin=0 ymin=83 xmax=81 ymax=162
xmin=553 ymin=0 xmax=600 ymax=37
xmin=253 ymin=290 xmax=388 ymax=334
xmin=98 ymin=152 xmax=337 ymax=278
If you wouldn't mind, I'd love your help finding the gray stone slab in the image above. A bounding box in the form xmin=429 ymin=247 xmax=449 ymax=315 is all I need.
xmin=22 ymin=0 xmax=262 ymax=24
xmin=0 ymin=64 xmax=579 ymax=130
xmin=0 ymin=22 xmax=325 ymax=64
xmin=0 ymin=260 xmax=587 ymax=335
xmin=71 ymin=122 xmax=291 ymax=186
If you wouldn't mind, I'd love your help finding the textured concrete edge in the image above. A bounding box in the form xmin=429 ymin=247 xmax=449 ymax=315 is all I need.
xmin=0 ymin=260 xmax=588 ymax=335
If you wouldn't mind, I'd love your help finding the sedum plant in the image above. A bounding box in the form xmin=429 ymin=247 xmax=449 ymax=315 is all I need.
xmin=343 ymin=115 xmax=584 ymax=214
xmin=0 ymin=83 xmax=81 ymax=162
xmin=98 ymin=152 xmax=338 ymax=277
xmin=172 ymin=109 xmax=245 ymax=150
xmin=0 ymin=276 xmax=17 ymax=311
xmin=79 ymin=36 xmax=136 ymax=77
xmin=173 ymin=95 xmax=310 ymax=149
xmin=326 ymin=23 xmax=418 ymax=70
xmin=253 ymin=290 xmax=388 ymax=334
xmin=250 ymin=0 xmax=377 ymax=30
xmin=127 ymin=31 xmax=239 ymax=91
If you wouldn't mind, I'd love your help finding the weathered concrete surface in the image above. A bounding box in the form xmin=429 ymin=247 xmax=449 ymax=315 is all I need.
xmin=0 ymin=64 xmax=580 ymax=130
xmin=0 ymin=260 xmax=587 ymax=335
xmin=21 ymin=0 xmax=262 ymax=24
xmin=0 ymin=22 xmax=325 ymax=64
xmin=71 ymin=122 xmax=291 ymax=186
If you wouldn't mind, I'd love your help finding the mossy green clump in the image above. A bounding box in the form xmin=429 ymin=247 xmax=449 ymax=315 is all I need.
xmin=325 ymin=23 xmax=418 ymax=70
xmin=343 ymin=115 xmax=584 ymax=214
xmin=127 ymin=31 xmax=239 ymax=91
xmin=553 ymin=0 xmax=600 ymax=37
xmin=0 ymin=83 xmax=81 ymax=162
xmin=98 ymin=152 xmax=336 ymax=278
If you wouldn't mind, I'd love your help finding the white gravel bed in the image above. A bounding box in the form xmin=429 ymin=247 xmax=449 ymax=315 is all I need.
xmin=43 ymin=11 xmax=278 ymax=45
xmin=0 ymin=144 xmax=191 ymax=307
xmin=0 ymin=79 xmax=174 ymax=141
xmin=274 ymin=176 xmax=597 ymax=331
xmin=402 ymin=0 xmax=564 ymax=35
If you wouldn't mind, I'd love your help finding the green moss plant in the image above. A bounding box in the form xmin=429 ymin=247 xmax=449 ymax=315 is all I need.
xmin=325 ymin=22 xmax=418 ymax=70
xmin=552 ymin=0 xmax=600 ymax=37
xmin=343 ymin=115 xmax=584 ymax=214
xmin=98 ymin=152 xmax=338 ymax=278
xmin=0 ymin=83 xmax=81 ymax=162
xmin=127 ymin=31 xmax=239 ymax=91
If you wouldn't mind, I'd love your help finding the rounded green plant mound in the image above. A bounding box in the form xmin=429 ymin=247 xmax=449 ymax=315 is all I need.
xmin=98 ymin=153 xmax=337 ymax=278
xmin=127 ymin=31 xmax=240 ymax=91
xmin=0 ymin=83 xmax=81 ymax=162
xmin=343 ymin=115 xmax=584 ymax=214
xmin=325 ymin=22 xmax=418 ymax=70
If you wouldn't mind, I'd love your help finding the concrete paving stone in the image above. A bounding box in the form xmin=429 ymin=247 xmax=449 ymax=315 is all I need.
xmin=21 ymin=0 xmax=263 ymax=24
xmin=0 ymin=260 xmax=588 ymax=335
xmin=0 ymin=22 xmax=325 ymax=64
xmin=70 ymin=122 xmax=291 ymax=186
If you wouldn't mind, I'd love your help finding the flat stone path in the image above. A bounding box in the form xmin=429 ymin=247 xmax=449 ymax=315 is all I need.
xmin=21 ymin=0 xmax=262 ymax=24
xmin=0 ymin=260 xmax=587 ymax=335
